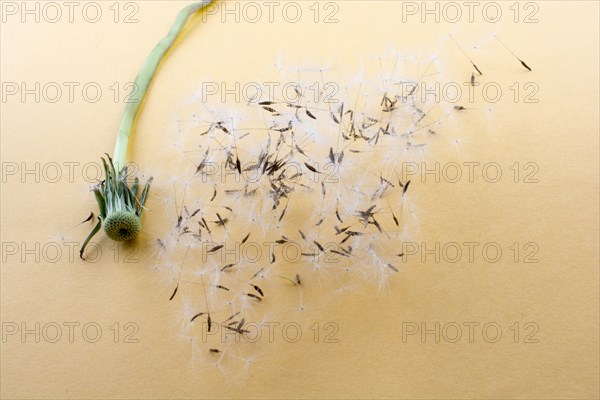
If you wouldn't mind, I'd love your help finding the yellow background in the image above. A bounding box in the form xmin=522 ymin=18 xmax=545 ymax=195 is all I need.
xmin=1 ymin=1 xmax=599 ymax=399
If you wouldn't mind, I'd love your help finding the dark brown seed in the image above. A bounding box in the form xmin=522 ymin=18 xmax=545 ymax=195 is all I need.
xmin=251 ymin=284 xmax=264 ymax=297
xmin=279 ymin=203 xmax=288 ymax=222
xmin=221 ymin=263 xmax=236 ymax=272
xmin=217 ymin=123 xmax=230 ymax=134
xmin=216 ymin=213 xmax=226 ymax=227
xmin=371 ymin=217 xmax=383 ymax=232
xmin=169 ymin=284 xmax=179 ymax=301
xmin=190 ymin=312 xmax=205 ymax=322
xmin=208 ymin=244 xmax=224 ymax=253
xmin=403 ymin=180 xmax=411 ymax=195
xmin=241 ymin=232 xmax=251 ymax=244
xmin=520 ymin=60 xmax=532 ymax=71
xmin=304 ymin=163 xmax=320 ymax=174
xmin=81 ymin=212 xmax=94 ymax=223
xmin=202 ymin=218 xmax=211 ymax=234
xmin=330 ymin=249 xmax=349 ymax=257
xmin=336 ymin=209 xmax=343 ymax=223
xmin=246 ymin=293 xmax=262 ymax=301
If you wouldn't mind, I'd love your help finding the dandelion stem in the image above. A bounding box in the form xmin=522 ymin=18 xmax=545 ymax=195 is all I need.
xmin=113 ymin=0 xmax=215 ymax=170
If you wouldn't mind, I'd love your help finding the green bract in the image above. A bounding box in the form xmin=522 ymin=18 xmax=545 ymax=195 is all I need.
xmin=80 ymin=155 xmax=152 ymax=258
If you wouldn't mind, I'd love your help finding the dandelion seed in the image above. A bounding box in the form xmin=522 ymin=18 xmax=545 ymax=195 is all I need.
xmin=403 ymin=180 xmax=411 ymax=195
xmin=279 ymin=202 xmax=289 ymax=222
xmin=449 ymin=34 xmax=483 ymax=75
xmin=493 ymin=34 xmax=532 ymax=71
xmin=215 ymin=213 xmax=227 ymax=227
xmin=245 ymin=293 xmax=262 ymax=302
xmin=387 ymin=264 xmax=399 ymax=272
xmin=329 ymin=147 xmax=335 ymax=164
xmin=81 ymin=212 xmax=94 ymax=224
xmin=207 ymin=244 xmax=223 ymax=253
xmin=190 ymin=312 xmax=205 ymax=322
xmin=251 ymin=284 xmax=264 ymax=297
xmin=336 ymin=208 xmax=344 ymax=224
xmin=313 ymin=241 xmax=325 ymax=252
xmin=304 ymin=163 xmax=320 ymax=174
xmin=169 ymin=284 xmax=179 ymax=301
xmin=221 ymin=264 xmax=236 ymax=272
xmin=241 ymin=232 xmax=251 ymax=244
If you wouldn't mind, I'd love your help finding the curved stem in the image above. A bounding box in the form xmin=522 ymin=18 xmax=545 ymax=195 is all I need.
xmin=113 ymin=0 xmax=215 ymax=170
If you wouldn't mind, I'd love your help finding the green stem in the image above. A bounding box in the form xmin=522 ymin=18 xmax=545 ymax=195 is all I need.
xmin=113 ymin=0 xmax=215 ymax=170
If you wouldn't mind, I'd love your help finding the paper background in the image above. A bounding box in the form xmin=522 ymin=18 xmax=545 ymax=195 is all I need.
xmin=1 ymin=1 xmax=599 ymax=398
